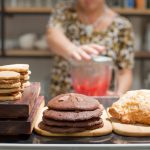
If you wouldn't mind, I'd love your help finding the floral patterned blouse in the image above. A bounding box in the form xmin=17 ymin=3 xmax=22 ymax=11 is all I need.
xmin=48 ymin=3 xmax=134 ymax=97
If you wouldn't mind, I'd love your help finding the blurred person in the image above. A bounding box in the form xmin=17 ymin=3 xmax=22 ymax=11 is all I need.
xmin=47 ymin=0 xmax=134 ymax=97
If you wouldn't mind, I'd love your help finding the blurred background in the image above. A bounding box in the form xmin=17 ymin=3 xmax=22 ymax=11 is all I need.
xmin=0 ymin=0 xmax=150 ymax=99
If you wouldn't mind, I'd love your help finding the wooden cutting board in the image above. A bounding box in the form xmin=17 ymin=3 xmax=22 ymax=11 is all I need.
xmin=107 ymin=110 xmax=150 ymax=136
xmin=0 ymin=96 xmax=45 ymax=135
xmin=34 ymin=107 xmax=112 ymax=137
xmin=0 ymin=82 xmax=40 ymax=119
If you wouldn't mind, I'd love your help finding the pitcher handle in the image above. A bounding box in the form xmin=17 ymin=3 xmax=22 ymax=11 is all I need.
xmin=113 ymin=66 xmax=118 ymax=95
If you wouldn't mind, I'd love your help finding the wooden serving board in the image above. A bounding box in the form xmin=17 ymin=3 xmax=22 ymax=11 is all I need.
xmin=34 ymin=107 xmax=112 ymax=137
xmin=107 ymin=110 xmax=150 ymax=137
xmin=0 ymin=82 xmax=40 ymax=119
xmin=0 ymin=96 xmax=45 ymax=135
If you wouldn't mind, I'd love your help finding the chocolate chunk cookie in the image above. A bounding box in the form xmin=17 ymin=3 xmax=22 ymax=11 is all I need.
xmin=48 ymin=93 xmax=101 ymax=111
xmin=43 ymin=108 xmax=102 ymax=121
xmin=42 ymin=117 xmax=103 ymax=127
xmin=39 ymin=122 xmax=103 ymax=133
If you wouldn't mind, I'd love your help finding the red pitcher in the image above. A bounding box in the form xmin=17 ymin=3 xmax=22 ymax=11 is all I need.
xmin=70 ymin=56 xmax=117 ymax=96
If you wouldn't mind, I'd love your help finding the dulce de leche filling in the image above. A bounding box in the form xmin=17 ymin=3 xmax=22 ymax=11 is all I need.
xmin=0 ymin=91 xmax=20 ymax=96
xmin=0 ymin=79 xmax=20 ymax=84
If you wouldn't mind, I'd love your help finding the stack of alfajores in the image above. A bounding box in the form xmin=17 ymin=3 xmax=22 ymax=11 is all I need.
xmin=0 ymin=64 xmax=31 ymax=89
xmin=39 ymin=93 xmax=104 ymax=133
xmin=0 ymin=71 xmax=22 ymax=101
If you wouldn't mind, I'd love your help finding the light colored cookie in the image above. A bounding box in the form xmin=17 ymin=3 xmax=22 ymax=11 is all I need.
xmin=0 ymin=64 xmax=29 ymax=72
xmin=0 ymin=92 xmax=22 ymax=101
xmin=20 ymin=74 xmax=30 ymax=80
xmin=28 ymin=70 xmax=31 ymax=75
xmin=0 ymin=79 xmax=20 ymax=84
xmin=0 ymin=82 xmax=21 ymax=89
xmin=0 ymin=87 xmax=21 ymax=93
xmin=22 ymin=81 xmax=31 ymax=88
xmin=0 ymin=71 xmax=20 ymax=80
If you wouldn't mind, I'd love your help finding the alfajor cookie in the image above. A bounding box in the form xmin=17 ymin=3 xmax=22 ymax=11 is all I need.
xmin=0 ymin=92 xmax=22 ymax=101
xmin=0 ymin=64 xmax=31 ymax=89
xmin=0 ymin=64 xmax=29 ymax=72
xmin=0 ymin=71 xmax=22 ymax=101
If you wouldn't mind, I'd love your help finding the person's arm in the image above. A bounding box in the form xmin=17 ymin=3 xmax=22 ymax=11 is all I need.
xmin=47 ymin=28 xmax=105 ymax=60
xmin=47 ymin=28 xmax=82 ymax=60
xmin=114 ymin=19 xmax=134 ymax=96
xmin=116 ymin=69 xmax=133 ymax=96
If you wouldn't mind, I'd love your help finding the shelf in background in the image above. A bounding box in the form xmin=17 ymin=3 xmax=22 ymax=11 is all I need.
xmin=135 ymin=51 xmax=150 ymax=59
xmin=4 ymin=7 xmax=53 ymax=14
xmin=3 ymin=49 xmax=150 ymax=59
xmin=113 ymin=8 xmax=150 ymax=15
xmin=5 ymin=49 xmax=52 ymax=57
xmin=1 ymin=7 xmax=150 ymax=15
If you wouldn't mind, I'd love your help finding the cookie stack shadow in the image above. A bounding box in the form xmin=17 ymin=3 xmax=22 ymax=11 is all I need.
xmin=39 ymin=93 xmax=104 ymax=133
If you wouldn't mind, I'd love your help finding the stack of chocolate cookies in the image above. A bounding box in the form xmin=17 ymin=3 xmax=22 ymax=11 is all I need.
xmin=39 ymin=93 xmax=104 ymax=133
xmin=0 ymin=64 xmax=31 ymax=89
xmin=0 ymin=71 xmax=22 ymax=101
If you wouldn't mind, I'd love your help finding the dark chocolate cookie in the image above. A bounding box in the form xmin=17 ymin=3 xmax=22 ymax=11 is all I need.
xmin=42 ymin=117 xmax=103 ymax=127
xmin=38 ymin=122 xmax=103 ymax=133
xmin=48 ymin=93 xmax=101 ymax=111
xmin=43 ymin=108 xmax=103 ymax=121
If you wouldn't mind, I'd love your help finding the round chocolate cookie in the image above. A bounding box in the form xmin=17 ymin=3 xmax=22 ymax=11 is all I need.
xmin=43 ymin=108 xmax=103 ymax=121
xmin=48 ymin=93 xmax=101 ymax=111
xmin=42 ymin=117 xmax=103 ymax=127
xmin=39 ymin=122 xmax=103 ymax=133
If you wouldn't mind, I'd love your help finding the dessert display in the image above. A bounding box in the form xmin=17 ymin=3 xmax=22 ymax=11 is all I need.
xmin=34 ymin=93 xmax=112 ymax=137
xmin=0 ymin=64 xmax=31 ymax=89
xmin=39 ymin=93 xmax=103 ymax=133
xmin=109 ymin=90 xmax=150 ymax=125
xmin=0 ymin=71 xmax=22 ymax=101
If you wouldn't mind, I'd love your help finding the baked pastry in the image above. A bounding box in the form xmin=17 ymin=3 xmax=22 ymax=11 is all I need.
xmin=42 ymin=117 xmax=102 ymax=127
xmin=0 ymin=64 xmax=31 ymax=89
xmin=48 ymin=93 xmax=100 ymax=111
xmin=39 ymin=122 xmax=103 ymax=133
xmin=0 ymin=71 xmax=22 ymax=101
xmin=43 ymin=108 xmax=102 ymax=121
xmin=109 ymin=90 xmax=150 ymax=125
xmin=39 ymin=93 xmax=104 ymax=133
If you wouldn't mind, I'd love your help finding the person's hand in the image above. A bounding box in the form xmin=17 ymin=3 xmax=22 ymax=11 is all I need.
xmin=67 ymin=44 xmax=105 ymax=61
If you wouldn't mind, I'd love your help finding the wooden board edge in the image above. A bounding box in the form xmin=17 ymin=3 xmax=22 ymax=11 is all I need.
xmin=30 ymin=98 xmax=45 ymax=132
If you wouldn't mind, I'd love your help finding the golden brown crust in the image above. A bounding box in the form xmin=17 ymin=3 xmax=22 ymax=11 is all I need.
xmin=0 ymin=71 xmax=20 ymax=79
xmin=0 ymin=92 xmax=22 ymax=101
xmin=0 ymin=64 xmax=29 ymax=72
xmin=0 ymin=82 xmax=21 ymax=89
xmin=109 ymin=90 xmax=150 ymax=125
xmin=0 ymin=79 xmax=20 ymax=84
xmin=0 ymin=87 xmax=21 ymax=94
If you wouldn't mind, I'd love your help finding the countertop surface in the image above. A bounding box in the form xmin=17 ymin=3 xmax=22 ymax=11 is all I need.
xmin=1 ymin=96 xmax=150 ymax=150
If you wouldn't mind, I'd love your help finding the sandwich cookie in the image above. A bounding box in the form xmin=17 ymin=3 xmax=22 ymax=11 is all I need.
xmin=0 ymin=71 xmax=22 ymax=101
xmin=0 ymin=64 xmax=31 ymax=89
